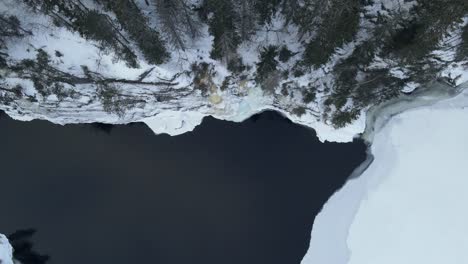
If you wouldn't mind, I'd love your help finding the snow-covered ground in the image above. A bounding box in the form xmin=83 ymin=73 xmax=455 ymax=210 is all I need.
xmin=302 ymin=84 xmax=468 ymax=264
xmin=0 ymin=234 xmax=14 ymax=264
xmin=2 ymin=0 xmax=466 ymax=144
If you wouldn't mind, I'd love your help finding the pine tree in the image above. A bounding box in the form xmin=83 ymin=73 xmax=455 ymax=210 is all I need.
xmin=457 ymin=25 xmax=468 ymax=60
xmin=255 ymin=46 xmax=279 ymax=84
xmin=386 ymin=0 xmax=468 ymax=62
xmin=154 ymin=0 xmax=201 ymax=50
xmin=97 ymin=0 xmax=169 ymax=65
xmin=234 ymin=0 xmax=257 ymax=41
xmin=253 ymin=0 xmax=281 ymax=25
xmin=0 ymin=15 xmax=26 ymax=48
xmin=203 ymin=0 xmax=240 ymax=65
xmin=281 ymin=0 xmax=301 ymax=26
xmin=22 ymin=0 xmax=140 ymax=67
xmin=301 ymin=0 xmax=361 ymax=68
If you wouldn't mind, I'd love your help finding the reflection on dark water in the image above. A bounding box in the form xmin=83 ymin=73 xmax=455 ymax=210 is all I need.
xmin=8 ymin=229 xmax=49 ymax=264
xmin=0 ymin=111 xmax=366 ymax=264
xmin=89 ymin=123 xmax=115 ymax=134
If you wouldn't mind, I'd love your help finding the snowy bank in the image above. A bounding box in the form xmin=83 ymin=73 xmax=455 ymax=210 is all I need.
xmin=1 ymin=0 xmax=467 ymax=144
xmin=302 ymin=85 xmax=468 ymax=264
xmin=0 ymin=234 xmax=14 ymax=264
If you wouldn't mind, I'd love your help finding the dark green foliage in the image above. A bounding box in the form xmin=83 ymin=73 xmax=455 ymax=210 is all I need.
xmin=303 ymin=39 xmax=331 ymax=68
xmin=281 ymin=0 xmax=301 ymax=26
xmin=98 ymin=84 xmax=121 ymax=114
xmin=253 ymin=0 xmax=281 ymax=25
xmin=456 ymin=24 xmax=468 ymax=60
xmin=384 ymin=0 xmax=468 ymax=62
xmin=302 ymin=0 xmax=361 ymax=68
xmin=29 ymin=49 xmax=53 ymax=96
xmin=97 ymin=0 xmax=169 ymax=65
xmin=6 ymin=0 xmax=468 ymax=128
xmin=302 ymin=89 xmax=316 ymax=104
xmin=354 ymin=69 xmax=404 ymax=108
xmin=331 ymin=109 xmax=360 ymax=128
xmin=221 ymin=76 xmax=232 ymax=91
xmin=256 ymin=45 xmax=279 ymax=84
xmin=0 ymin=14 xmax=28 ymax=65
xmin=325 ymin=40 xmax=404 ymax=127
xmin=154 ymin=0 xmax=201 ymax=50
xmin=227 ymin=57 xmax=246 ymax=73
xmin=12 ymin=85 xmax=23 ymax=97
xmin=255 ymin=45 xmax=282 ymax=91
xmin=280 ymin=83 xmax=290 ymax=96
xmin=321 ymin=0 xmax=468 ymax=128
xmin=278 ymin=45 xmax=293 ymax=63
xmin=10 ymin=49 xmax=78 ymax=98
xmin=203 ymin=0 xmax=241 ymax=65
xmin=236 ymin=0 xmax=257 ymax=41
xmin=97 ymin=83 xmax=143 ymax=116
xmin=23 ymin=0 xmax=139 ymax=67
xmin=292 ymin=106 xmax=306 ymax=117
xmin=36 ymin=49 xmax=50 ymax=66
xmin=388 ymin=23 xmax=423 ymax=51
xmin=74 ymin=10 xmax=118 ymax=44
xmin=292 ymin=67 xmax=305 ymax=77
xmin=26 ymin=0 xmax=168 ymax=65
xmin=0 ymin=55 xmax=6 ymax=68
xmin=0 ymin=15 xmax=24 ymax=40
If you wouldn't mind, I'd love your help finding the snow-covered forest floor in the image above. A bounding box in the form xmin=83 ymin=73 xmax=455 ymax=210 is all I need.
xmin=0 ymin=0 xmax=467 ymax=142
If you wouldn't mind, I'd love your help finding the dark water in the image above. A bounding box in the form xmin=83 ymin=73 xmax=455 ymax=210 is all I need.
xmin=0 ymin=111 xmax=366 ymax=264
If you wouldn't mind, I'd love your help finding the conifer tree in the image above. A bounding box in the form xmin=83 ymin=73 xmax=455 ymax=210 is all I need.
xmin=22 ymin=0 xmax=140 ymax=67
xmin=301 ymin=0 xmax=361 ymax=68
xmin=234 ymin=0 xmax=257 ymax=41
xmin=97 ymin=0 xmax=169 ymax=65
xmin=203 ymin=0 xmax=240 ymax=65
xmin=256 ymin=45 xmax=279 ymax=90
xmin=154 ymin=0 xmax=201 ymax=50
xmin=253 ymin=0 xmax=281 ymax=25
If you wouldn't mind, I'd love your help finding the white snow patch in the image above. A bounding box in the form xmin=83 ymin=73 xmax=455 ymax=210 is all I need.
xmin=142 ymin=110 xmax=206 ymax=136
xmin=401 ymin=81 xmax=419 ymax=93
xmin=348 ymin=104 xmax=468 ymax=264
xmin=302 ymin=86 xmax=468 ymax=264
xmin=0 ymin=234 xmax=14 ymax=264
xmin=441 ymin=62 xmax=468 ymax=86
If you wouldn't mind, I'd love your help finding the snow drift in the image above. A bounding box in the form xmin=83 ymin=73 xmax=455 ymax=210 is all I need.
xmin=302 ymin=84 xmax=468 ymax=264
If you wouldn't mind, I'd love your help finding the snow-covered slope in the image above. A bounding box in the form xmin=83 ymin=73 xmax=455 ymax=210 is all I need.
xmin=301 ymin=84 xmax=468 ymax=264
xmin=0 ymin=0 xmax=466 ymax=142
xmin=0 ymin=234 xmax=14 ymax=264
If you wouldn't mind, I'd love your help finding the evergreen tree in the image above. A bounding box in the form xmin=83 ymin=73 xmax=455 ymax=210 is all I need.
xmin=234 ymin=0 xmax=257 ymax=41
xmin=0 ymin=15 xmax=27 ymax=49
xmin=256 ymin=45 xmax=280 ymax=90
xmin=203 ymin=0 xmax=240 ymax=65
xmin=386 ymin=0 xmax=468 ymax=62
xmin=253 ymin=0 xmax=282 ymax=25
xmin=154 ymin=0 xmax=201 ymax=50
xmin=281 ymin=0 xmax=301 ymax=26
xmin=22 ymin=0 xmax=139 ymax=67
xmin=302 ymin=0 xmax=361 ymax=68
xmin=457 ymin=24 xmax=468 ymax=60
xmin=97 ymin=0 xmax=169 ymax=65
